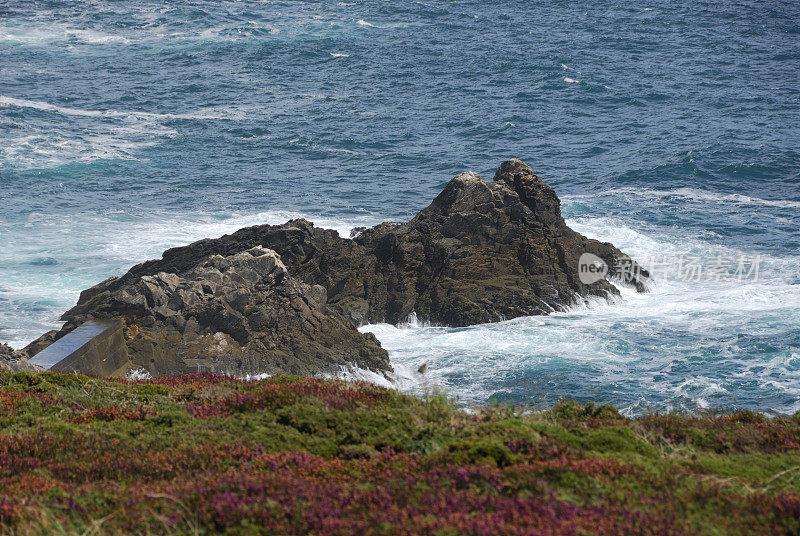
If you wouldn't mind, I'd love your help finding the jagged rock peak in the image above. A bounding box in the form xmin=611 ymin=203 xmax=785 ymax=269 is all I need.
xmin=493 ymin=158 xmax=563 ymax=225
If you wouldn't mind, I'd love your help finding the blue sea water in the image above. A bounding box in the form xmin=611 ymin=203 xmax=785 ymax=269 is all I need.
xmin=1 ymin=0 xmax=799 ymax=414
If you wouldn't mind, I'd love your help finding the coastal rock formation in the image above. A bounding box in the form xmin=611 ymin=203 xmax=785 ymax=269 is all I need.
xmin=93 ymin=159 xmax=649 ymax=326
xmin=50 ymin=247 xmax=389 ymax=377
xmin=0 ymin=343 xmax=41 ymax=372
xmin=339 ymin=159 xmax=649 ymax=325
xmin=24 ymin=159 xmax=649 ymax=376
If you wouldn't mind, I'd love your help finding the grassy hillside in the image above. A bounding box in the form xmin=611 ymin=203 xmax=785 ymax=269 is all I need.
xmin=0 ymin=371 xmax=798 ymax=535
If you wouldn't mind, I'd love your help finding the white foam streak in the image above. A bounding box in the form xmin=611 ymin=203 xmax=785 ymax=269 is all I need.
xmin=0 ymin=95 xmax=252 ymax=122
xmin=325 ymin=364 xmax=429 ymax=396
xmin=0 ymin=24 xmax=130 ymax=45
xmin=0 ymin=96 xmax=259 ymax=169
xmin=65 ymin=29 xmax=130 ymax=45
xmin=564 ymin=186 xmax=800 ymax=210
xmin=125 ymin=368 xmax=152 ymax=380
xmin=0 ymin=21 xmax=284 ymax=47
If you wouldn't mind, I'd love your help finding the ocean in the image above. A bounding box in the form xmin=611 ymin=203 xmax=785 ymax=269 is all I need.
xmin=1 ymin=0 xmax=798 ymax=414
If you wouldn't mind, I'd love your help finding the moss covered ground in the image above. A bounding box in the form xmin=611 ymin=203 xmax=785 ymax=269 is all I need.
xmin=0 ymin=371 xmax=798 ymax=535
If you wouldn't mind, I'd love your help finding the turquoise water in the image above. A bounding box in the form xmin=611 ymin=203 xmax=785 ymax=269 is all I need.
xmin=1 ymin=1 xmax=799 ymax=413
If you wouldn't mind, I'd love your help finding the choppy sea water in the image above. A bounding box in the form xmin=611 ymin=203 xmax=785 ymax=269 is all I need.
xmin=1 ymin=1 xmax=798 ymax=414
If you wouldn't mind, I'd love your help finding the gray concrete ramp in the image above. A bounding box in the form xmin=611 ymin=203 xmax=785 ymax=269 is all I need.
xmin=29 ymin=319 xmax=129 ymax=377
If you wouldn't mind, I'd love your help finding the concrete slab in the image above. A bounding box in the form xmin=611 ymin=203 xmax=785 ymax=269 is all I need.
xmin=29 ymin=319 xmax=129 ymax=377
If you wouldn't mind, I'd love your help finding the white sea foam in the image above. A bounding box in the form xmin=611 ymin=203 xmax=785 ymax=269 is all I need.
xmin=0 ymin=20 xmax=286 ymax=48
xmin=190 ymin=26 xmax=279 ymax=43
xmin=66 ymin=29 xmax=131 ymax=45
xmin=0 ymin=95 xmax=125 ymax=118
xmin=0 ymin=129 xmax=170 ymax=169
xmin=0 ymin=95 xmax=259 ymax=169
xmin=357 ymin=217 xmax=800 ymax=412
xmin=325 ymin=363 xmax=424 ymax=395
xmin=352 ymin=19 xmax=410 ymax=30
xmin=125 ymin=368 xmax=152 ymax=380
xmin=330 ymin=52 xmax=350 ymax=58
xmin=245 ymin=373 xmax=272 ymax=381
xmin=0 ymin=95 xmax=253 ymax=122
xmin=563 ymin=186 xmax=800 ymax=210
xmin=0 ymin=23 xmax=130 ymax=46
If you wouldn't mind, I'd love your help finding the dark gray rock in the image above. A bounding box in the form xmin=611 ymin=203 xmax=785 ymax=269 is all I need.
xmin=45 ymin=247 xmax=390 ymax=377
xmin=89 ymin=159 xmax=648 ymax=327
xmin=27 ymin=159 xmax=650 ymax=377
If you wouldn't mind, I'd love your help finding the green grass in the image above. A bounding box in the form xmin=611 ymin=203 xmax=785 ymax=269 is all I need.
xmin=0 ymin=371 xmax=798 ymax=535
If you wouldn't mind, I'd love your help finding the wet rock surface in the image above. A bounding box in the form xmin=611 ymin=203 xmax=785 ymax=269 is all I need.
xmin=21 ymin=159 xmax=649 ymax=376
xmin=337 ymin=159 xmax=650 ymax=325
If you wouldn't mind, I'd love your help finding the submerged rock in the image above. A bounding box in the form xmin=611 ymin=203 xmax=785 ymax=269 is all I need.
xmin=26 ymin=159 xmax=650 ymax=377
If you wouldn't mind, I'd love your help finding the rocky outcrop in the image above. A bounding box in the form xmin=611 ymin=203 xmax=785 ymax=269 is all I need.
xmin=81 ymin=159 xmax=648 ymax=326
xmin=50 ymin=247 xmax=389 ymax=377
xmin=333 ymin=159 xmax=649 ymax=325
xmin=0 ymin=343 xmax=41 ymax=372
xmin=25 ymin=159 xmax=649 ymax=377
xmin=0 ymin=343 xmax=17 ymax=360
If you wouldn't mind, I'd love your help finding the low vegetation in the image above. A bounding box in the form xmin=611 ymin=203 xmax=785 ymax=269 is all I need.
xmin=0 ymin=371 xmax=798 ymax=535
